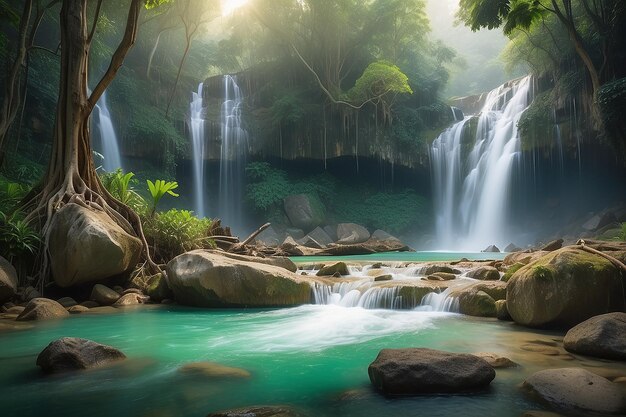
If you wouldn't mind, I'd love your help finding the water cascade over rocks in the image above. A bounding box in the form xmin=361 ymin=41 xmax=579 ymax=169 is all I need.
xmin=309 ymin=265 xmax=471 ymax=312
xmin=93 ymin=90 xmax=123 ymax=172
xmin=190 ymin=82 xmax=206 ymax=218
xmin=430 ymin=76 xmax=532 ymax=250
xmin=218 ymin=75 xmax=248 ymax=232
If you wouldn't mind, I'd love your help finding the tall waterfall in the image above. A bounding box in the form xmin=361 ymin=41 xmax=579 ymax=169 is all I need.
xmin=190 ymin=83 xmax=206 ymax=218
xmin=94 ymin=91 xmax=123 ymax=172
xmin=430 ymin=76 xmax=532 ymax=250
xmin=218 ymin=75 xmax=248 ymax=231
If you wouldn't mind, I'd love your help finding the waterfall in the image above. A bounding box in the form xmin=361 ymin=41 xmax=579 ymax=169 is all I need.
xmin=430 ymin=76 xmax=532 ymax=250
xmin=190 ymin=82 xmax=206 ymax=218
xmin=218 ymin=75 xmax=248 ymax=232
xmin=94 ymin=91 xmax=123 ymax=172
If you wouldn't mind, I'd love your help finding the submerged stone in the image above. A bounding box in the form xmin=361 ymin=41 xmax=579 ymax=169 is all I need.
xmin=207 ymin=406 xmax=302 ymax=417
xmin=523 ymin=368 xmax=626 ymax=415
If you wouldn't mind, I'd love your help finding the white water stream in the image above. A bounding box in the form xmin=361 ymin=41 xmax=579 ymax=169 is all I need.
xmin=94 ymin=90 xmax=123 ymax=172
xmin=190 ymin=82 xmax=206 ymax=218
xmin=430 ymin=76 xmax=532 ymax=250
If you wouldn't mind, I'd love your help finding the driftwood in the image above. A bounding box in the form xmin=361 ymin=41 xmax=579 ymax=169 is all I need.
xmin=577 ymin=239 xmax=626 ymax=273
xmin=228 ymin=223 xmax=271 ymax=254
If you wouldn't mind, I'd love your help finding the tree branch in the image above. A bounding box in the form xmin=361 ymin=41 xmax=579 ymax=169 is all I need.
xmin=87 ymin=0 xmax=104 ymax=44
xmin=87 ymin=0 xmax=141 ymax=114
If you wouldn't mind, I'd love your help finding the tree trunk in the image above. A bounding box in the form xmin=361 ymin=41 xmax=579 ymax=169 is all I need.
xmin=25 ymin=0 xmax=158 ymax=282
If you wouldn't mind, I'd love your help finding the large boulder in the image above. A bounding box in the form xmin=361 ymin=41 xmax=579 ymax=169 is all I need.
xmin=48 ymin=203 xmax=142 ymax=287
xmin=36 ymin=337 xmax=126 ymax=374
xmin=166 ymin=250 xmax=314 ymax=307
xmin=0 ymin=256 xmax=18 ymax=303
xmin=16 ymin=298 xmax=69 ymax=321
xmin=283 ymin=194 xmax=325 ymax=231
xmin=336 ymin=223 xmax=370 ymax=244
xmin=368 ymin=348 xmax=495 ymax=395
xmin=482 ymin=245 xmax=500 ymax=253
xmin=506 ymin=247 xmax=625 ymax=328
xmin=563 ymin=312 xmax=626 ymax=360
xmin=523 ymin=368 xmax=626 ymax=415
xmin=208 ymin=250 xmax=297 ymax=273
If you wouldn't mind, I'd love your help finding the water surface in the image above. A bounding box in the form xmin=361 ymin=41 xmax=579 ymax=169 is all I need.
xmin=1 ymin=306 xmax=620 ymax=417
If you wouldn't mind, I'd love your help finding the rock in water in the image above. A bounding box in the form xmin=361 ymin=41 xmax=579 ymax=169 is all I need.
xmin=48 ymin=203 xmax=142 ymax=287
xmin=283 ymin=194 xmax=325 ymax=231
xmin=113 ymin=293 xmax=148 ymax=306
xmin=36 ymin=337 xmax=126 ymax=373
xmin=207 ymin=406 xmax=302 ymax=417
xmin=466 ymin=266 xmax=500 ymax=281
xmin=166 ymin=250 xmax=313 ymax=308
xmin=316 ymin=262 xmax=349 ymax=276
xmin=563 ymin=312 xmax=626 ymax=360
xmin=523 ymin=368 xmax=626 ymax=415
xmin=0 ymin=256 xmax=18 ymax=303
xmin=16 ymin=298 xmax=69 ymax=321
xmin=179 ymin=362 xmax=251 ymax=378
xmin=482 ymin=245 xmax=500 ymax=253
xmin=90 ymin=284 xmax=120 ymax=306
xmin=368 ymin=348 xmax=495 ymax=395
xmin=506 ymin=247 xmax=624 ymax=328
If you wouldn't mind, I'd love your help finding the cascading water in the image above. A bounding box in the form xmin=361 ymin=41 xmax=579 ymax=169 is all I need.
xmin=218 ymin=75 xmax=248 ymax=232
xmin=93 ymin=90 xmax=123 ymax=172
xmin=430 ymin=76 xmax=532 ymax=250
xmin=190 ymin=83 xmax=206 ymax=218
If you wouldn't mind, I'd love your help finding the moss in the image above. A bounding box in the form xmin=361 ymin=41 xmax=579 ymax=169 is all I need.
xmin=503 ymin=262 xmax=524 ymax=282
xmin=532 ymin=265 xmax=555 ymax=282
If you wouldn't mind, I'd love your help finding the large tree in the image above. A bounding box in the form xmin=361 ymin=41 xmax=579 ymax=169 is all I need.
xmin=23 ymin=0 xmax=166 ymax=277
xmin=458 ymin=0 xmax=625 ymax=127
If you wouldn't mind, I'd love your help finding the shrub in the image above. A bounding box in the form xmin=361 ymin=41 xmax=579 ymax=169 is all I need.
xmin=143 ymin=209 xmax=214 ymax=263
xmin=0 ymin=210 xmax=41 ymax=280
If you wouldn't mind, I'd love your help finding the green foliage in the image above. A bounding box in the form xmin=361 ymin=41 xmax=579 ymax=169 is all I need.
xmin=518 ymin=90 xmax=554 ymax=149
xmin=332 ymin=188 xmax=430 ymax=234
xmin=245 ymin=162 xmax=292 ymax=211
xmin=147 ymin=179 xmax=179 ymax=215
xmin=0 ymin=211 xmax=40 ymax=264
xmin=0 ymin=178 xmax=28 ymax=213
xmin=100 ymin=169 xmax=147 ymax=213
xmin=143 ymin=209 xmax=214 ymax=263
xmin=457 ymin=0 xmax=511 ymax=31
xmin=346 ymin=61 xmax=413 ymax=104
xmin=619 ymin=223 xmax=626 ymax=242
xmin=246 ymin=162 xmax=431 ymax=235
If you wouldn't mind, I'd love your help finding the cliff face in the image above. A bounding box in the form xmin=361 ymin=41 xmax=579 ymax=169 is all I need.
xmin=182 ymin=71 xmax=453 ymax=170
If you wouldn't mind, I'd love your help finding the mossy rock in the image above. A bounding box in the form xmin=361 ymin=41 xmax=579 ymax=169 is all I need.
xmin=502 ymin=262 xmax=525 ymax=282
xmin=506 ymin=247 xmax=625 ymax=328
xmin=145 ymin=273 xmax=173 ymax=303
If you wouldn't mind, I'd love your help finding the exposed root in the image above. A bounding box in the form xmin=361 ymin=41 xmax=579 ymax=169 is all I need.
xmin=24 ymin=167 xmax=160 ymax=286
